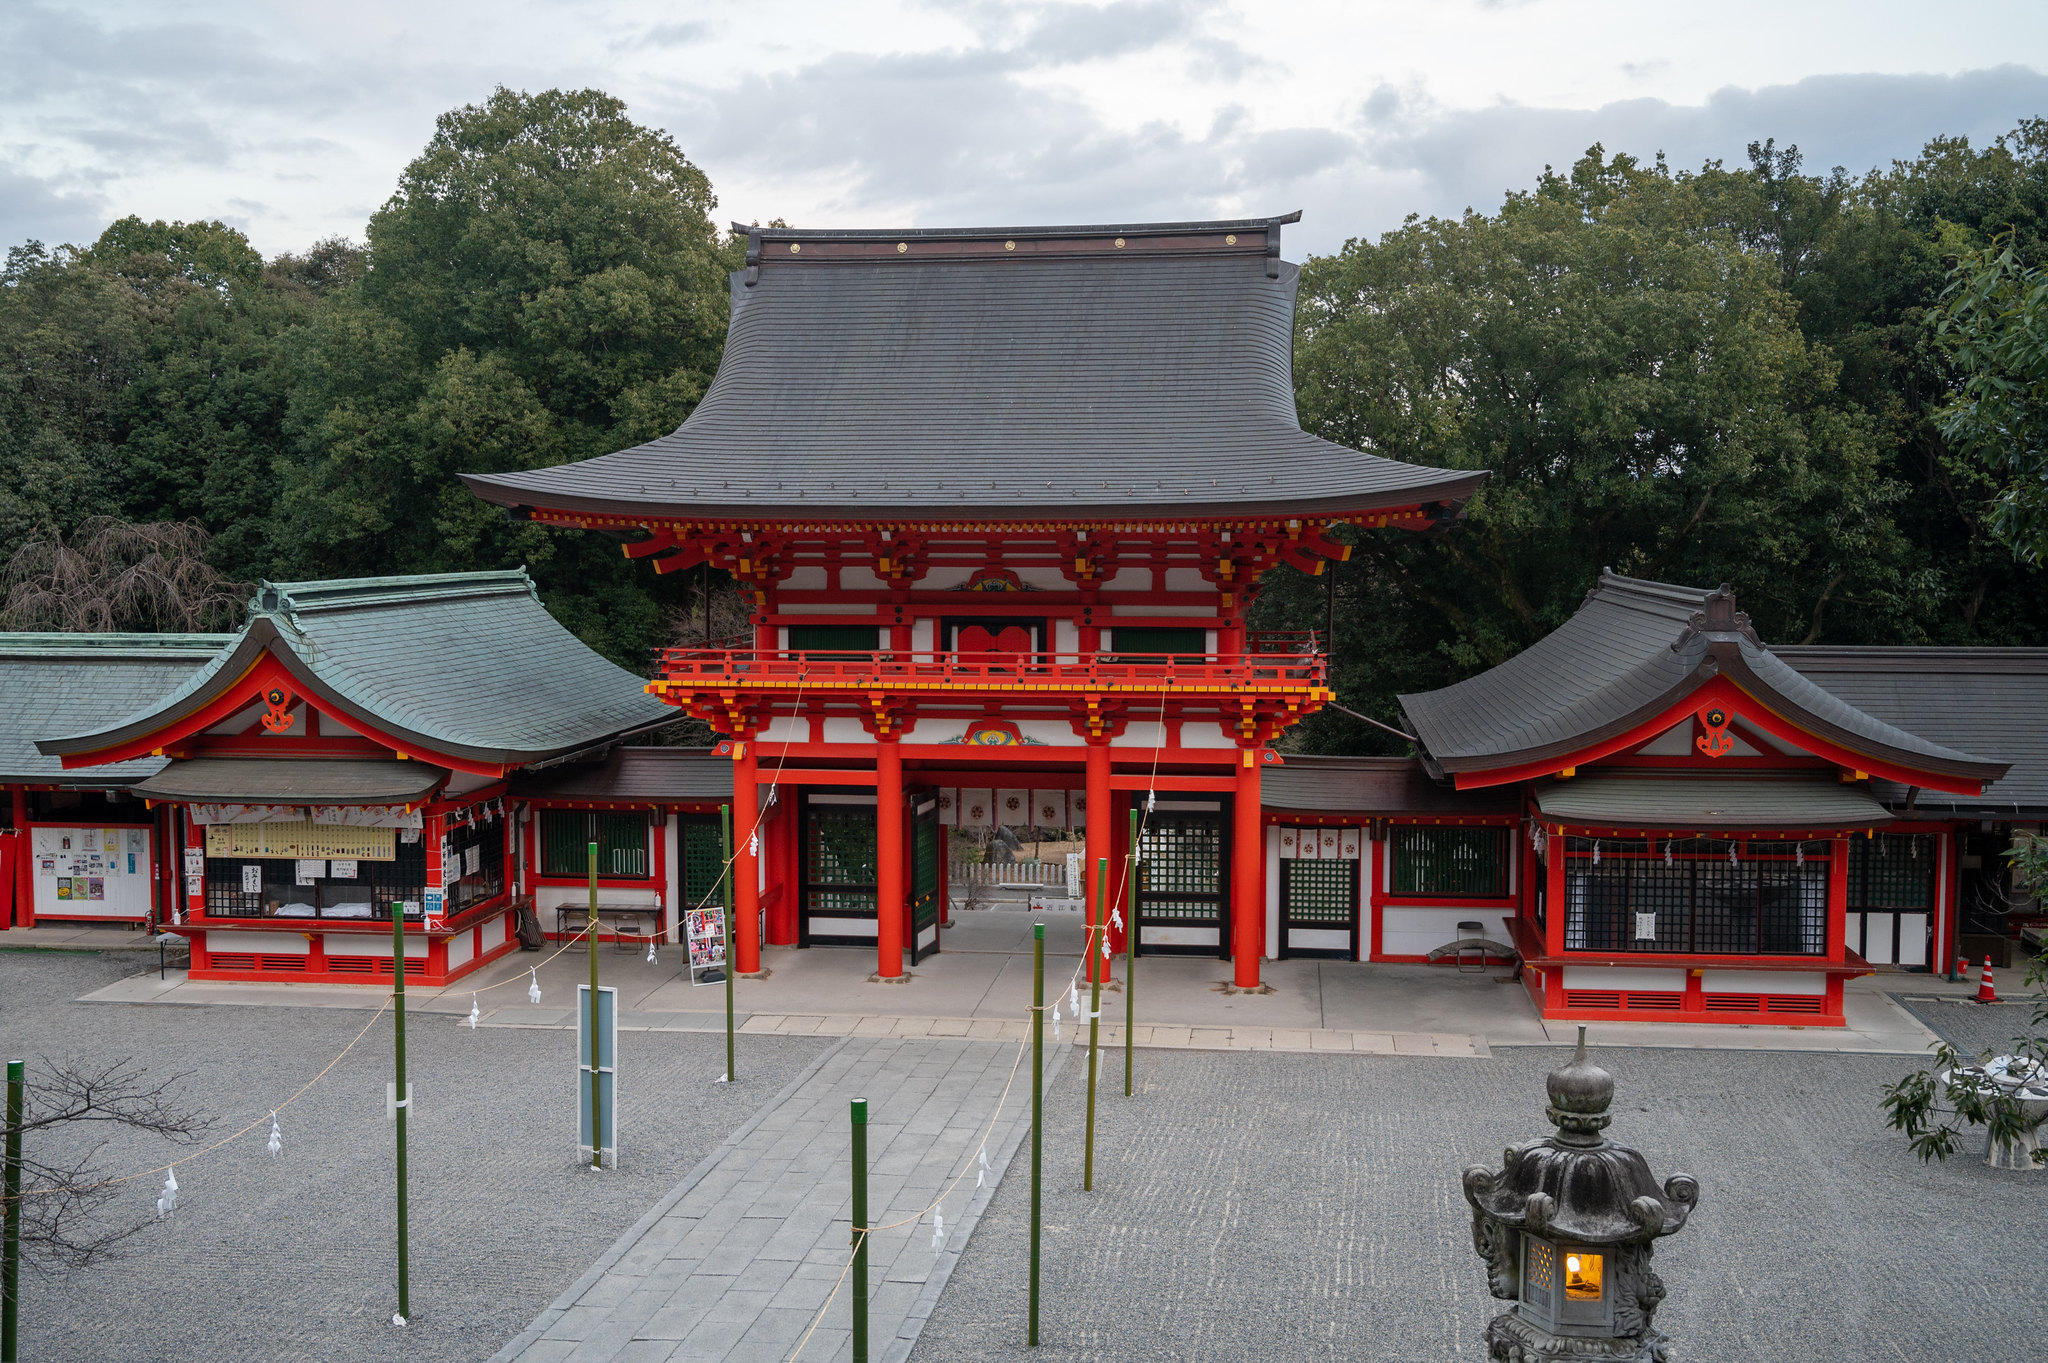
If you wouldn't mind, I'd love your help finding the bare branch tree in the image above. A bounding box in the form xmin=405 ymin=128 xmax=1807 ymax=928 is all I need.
xmin=0 ymin=517 xmax=249 ymax=633
xmin=3 ymin=1058 xmax=208 ymax=1279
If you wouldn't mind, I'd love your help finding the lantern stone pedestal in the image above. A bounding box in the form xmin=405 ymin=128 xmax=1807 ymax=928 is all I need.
xmin=1463 ymin=1028 xmax=1698 ymax=1362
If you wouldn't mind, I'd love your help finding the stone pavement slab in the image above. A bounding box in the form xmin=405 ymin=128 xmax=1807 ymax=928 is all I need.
xmin=495 ymin=1034 xmax=1068 ymax=1363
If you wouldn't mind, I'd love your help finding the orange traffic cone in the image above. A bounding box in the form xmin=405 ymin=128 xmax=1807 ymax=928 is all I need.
xmin=1977 ymin=958 xmax=1998 ymax=1004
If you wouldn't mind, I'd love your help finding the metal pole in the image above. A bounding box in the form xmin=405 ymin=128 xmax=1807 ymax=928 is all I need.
xmin=1029 ymin=921 xmax=1043 ymax=1347
xmin=721 ymin=804 xmax=735 ymax=1082
xmin=588 ymin=840 xmax=601 ymax=1172
xmin=1084 ymin=858 xmax=1105 ymax=1191
xmin=3 ymin=1059 xmax=23 ymax=1363
xmin=851 ymin=1097 xmax=868 ymax=1363
xmin=392 ymin=905 xmax=410 ymax=1322
xmin=1125 ymin=808 xmax=1139 ymax=1098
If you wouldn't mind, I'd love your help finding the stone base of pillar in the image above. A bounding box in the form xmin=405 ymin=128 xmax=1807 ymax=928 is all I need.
xmin=866 ymin=971 xmax=916 ymax=985
xmin=736 ymin=969 xmax=773 ymax=980
xmin=1217 ymin=982 xmax=1275 ymax=996
xmin=1485 ymin=1311 xmax=1668 ymax=1361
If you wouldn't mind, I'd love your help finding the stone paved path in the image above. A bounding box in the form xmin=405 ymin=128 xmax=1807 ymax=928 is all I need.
xmin=495 ymin=1034 xmax=1066 ymax=1363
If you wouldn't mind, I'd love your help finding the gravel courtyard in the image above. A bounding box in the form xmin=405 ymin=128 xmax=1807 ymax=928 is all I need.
xmin=9 ymin=949 xmax=2048 ymax=1363
xmin=912 ymin=1031 xmax=2048 ymax=1362
xmin=1 ymin=951 xmax=829 ymax=1363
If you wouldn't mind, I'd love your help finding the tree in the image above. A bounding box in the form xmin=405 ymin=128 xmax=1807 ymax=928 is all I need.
xmin=2 ymin=1058 xmax=205 ymax=1283
xmin=276 ymin=86 xmax=739 ymax=665
xmin=1273 ymin=147 xmax=1909 ymax=751
xmin=1931 ymin=240 xmax=2048 ymax=564
xmin=0 ymin=517 xmax=247 ymax=632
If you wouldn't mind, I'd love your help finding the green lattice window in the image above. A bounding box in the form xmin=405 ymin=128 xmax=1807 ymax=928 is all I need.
xmin=1848 ymin=834 xmax=1935 ymax=911
xmin=679 ymin=819 xmax=725 ymax=913
xmin=1284 ymin=860 xmax=1355 ymax=924
xmin=805 ymin=804 xmax=877 ymax=914
xmin=1391 ymin=826 xmax=1509 ymax=897
xmin=539 ymin=810 xmax=650 ymax=878
xmin=1138 ymin=814 xmax=1223 ymax=923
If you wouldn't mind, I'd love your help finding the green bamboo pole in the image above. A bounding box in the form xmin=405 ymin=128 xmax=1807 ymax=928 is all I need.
xmin=588 ymin=840 xmax=601 ymax=1171
xmin=1084 ymin=857 xmax=1105 ymax=1191
xmin=1125 ymin=808 xmax=1139 ymax=1098
xmin=392 ymin=903 xmax=411 ymax=1322
xmin=721 ymin=804 xmax=735 ymax=1082
xmin=1029 ymin=921 xmax=1043 ymax=1347
xmin=851 ymin=1097 xmax=869 ymax=1363
xmin=3 ymin=1059 xmax=23 ymax=1362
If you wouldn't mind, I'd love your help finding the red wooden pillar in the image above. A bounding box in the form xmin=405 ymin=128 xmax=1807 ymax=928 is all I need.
xmin=733 ymin=742 xmax=762 ymax=974
xmin=875 ymin=737 xmax=905 ymax=978
xmin=1827 ymin=836 xmax=1851 ymax=962
xmin=424 ymin=811 xmax=447 ymax=929
xmin=1544 ymin=830 xmax=1566 ymax=958
xmin=1231 ymin=749 xmax=1262 ymax=988
xmin=13 ymin=786 xmax=33 ymax=928
xmin=1085 ymin=739 xmax=1113 ymax=981
xmin=184 ymin=813 xmax=205 ymax=924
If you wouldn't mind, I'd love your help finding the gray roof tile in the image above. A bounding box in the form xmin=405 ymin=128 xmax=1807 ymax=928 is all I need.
xmin=463 ymin=217 xmax=1485 ymax=522
xmin=0 ymin=634 xmax=232 ymax=785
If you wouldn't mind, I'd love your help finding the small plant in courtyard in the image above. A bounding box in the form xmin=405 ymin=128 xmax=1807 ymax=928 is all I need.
xmin=1882 ymin=837 xmax=2048 ymax=1163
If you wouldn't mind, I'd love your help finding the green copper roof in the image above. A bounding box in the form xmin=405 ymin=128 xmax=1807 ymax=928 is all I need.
xmin=0 ymin=633 xmax=234 ymax=785
xmin=38 ymin=571 xmax=674 ymax=769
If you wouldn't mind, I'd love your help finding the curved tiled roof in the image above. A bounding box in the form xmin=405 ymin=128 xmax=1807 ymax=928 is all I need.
xmin=38 ymin=571 xmax=673 ymax=769
xmin=0 ymin=633 xmax=231 ymax=785
xmin=462 ymin=216 xmax=1486 ymax=523
xmin=1398 ymin=573 xmax=2005 ymax=787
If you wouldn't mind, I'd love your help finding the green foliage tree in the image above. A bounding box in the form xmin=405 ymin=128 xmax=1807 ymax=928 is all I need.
xmin=1931 ymin=241 xmax=2048 ymax=564
xmin=276 ymin=86 xmax=738 ymax=663
xmin=1271 ymin=147 xmax=1909 ymax=750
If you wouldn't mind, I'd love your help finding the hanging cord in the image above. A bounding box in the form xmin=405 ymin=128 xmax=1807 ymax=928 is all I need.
xmin=17 ymin=993 xmax=395 ymax=1197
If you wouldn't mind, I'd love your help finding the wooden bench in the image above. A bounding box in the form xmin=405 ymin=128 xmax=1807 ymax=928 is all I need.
xmin=554 ymin=902 xmax=663 ymax=951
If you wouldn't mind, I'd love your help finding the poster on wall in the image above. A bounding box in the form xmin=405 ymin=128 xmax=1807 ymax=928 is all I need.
xmin=30 ymin=826 xmax=154 ymax=920
xmin=687 ymin=905 xmax=728 ymax=985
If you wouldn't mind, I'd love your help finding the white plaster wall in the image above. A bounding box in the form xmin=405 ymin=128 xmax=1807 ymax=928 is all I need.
xmin=920 ymin=565 xmax=975 ymax=590
xmin=1121 ymin=721 xmax=1167 ymax=749
xmin=820 ymin=718 xmax=873 ymax=744
xmin=1264 ymin=826 xmax=1280 ymax=961
xmin=783 ymin=566 xmax=828 ymax=590
xmin=1013 ymin=721 xmax=1082 ymax=746
xmin=1054 ymin=620 xmax=1079 ymax=652
xmin=1701 ymin=969 xmax=1825 ymax=995
xmin=1013 ymin=567 xmax=1076 ymax=590
xmin=327 ymin=933 xmax=428 ymax=958
xmin=912 ymin=619 xmax=935 ymax=651
xmin=1178 ymin=725 xmax=1237 ymax=749
xmin=665 ymin=814 xmax=683 ymax=943
xmin=1379 ymin=906 xmax=1514 ymax=958
xmin=1109 ymin=604 xmax=1211 ymax=616
xmin=205 ymin=930 xmax=307 ymax=954
xmin=758 ymin=717 xmax=806 ymax=744
xmin=481 ymin=912 xmax=508 ymax=952
xmin=1101 ymin=568 xmax=1148 ymax=591
xmin=1560 ymin=965 xmax=1685 ymax=991
xmin=841 ymin=565 xmax=887 ymax=591
xmin=1163 ymin=567 xmax=1209 ymax=593
xmin=447 ymin=930 xmax=474 ymax=968
xmin=534 ymin=885 xmax=659 ymax=912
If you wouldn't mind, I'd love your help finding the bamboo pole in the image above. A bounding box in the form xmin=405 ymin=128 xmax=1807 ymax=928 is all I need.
xmin=393 ymin=904 xmax=411 ymax=1321
xmin=1029 ymin=921 xmax=1044 ymax=1347
xmin=851 ymin=1097 xmax=869 ymax=1363
xmin=1125 ymin=808 xmax=1139 ymax=1098
xmin=721 ymin=804 xmax=735 ymax=1082
xmin=588 ymin=841 xmax=601 ymax=1172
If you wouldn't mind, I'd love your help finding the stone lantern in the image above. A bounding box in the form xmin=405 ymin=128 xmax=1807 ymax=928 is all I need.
xmin=1463 ymin=1028 xmax=1699 ymax=1362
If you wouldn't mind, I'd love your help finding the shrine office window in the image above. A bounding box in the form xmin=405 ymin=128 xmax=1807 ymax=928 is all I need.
xmin=539 ymin=810 xmax=650 ymax=879
xmin=1390 ymin=826 xmax=1510 ymax=898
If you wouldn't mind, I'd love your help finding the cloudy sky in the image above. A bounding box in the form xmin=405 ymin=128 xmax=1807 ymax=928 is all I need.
xmin=5 ymin=0 xmax=2046 ymax=260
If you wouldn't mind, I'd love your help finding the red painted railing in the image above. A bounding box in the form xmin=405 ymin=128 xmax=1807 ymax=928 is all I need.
xmin=651 ymin=646 xmax=1328 ymax=692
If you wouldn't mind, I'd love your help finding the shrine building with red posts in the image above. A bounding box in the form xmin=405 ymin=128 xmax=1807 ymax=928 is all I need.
xmin=1397 ymin=573 xmax=2014 ymax=1025
xmin=31 ymin=571 xmax=675 ymax=985
xmin=460 ymin=214 xmax=1488 ymax=990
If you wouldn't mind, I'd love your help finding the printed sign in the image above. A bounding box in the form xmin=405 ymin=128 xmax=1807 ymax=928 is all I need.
xmin=183 ymin=848 xmax=204 ymax=877
xmin=331 ymin=859 xmax=359 ymax=880
xmin=464 ymin=845 xmax=480 ymax=876
xmin=241 ymin=864 xmax=263 ymax=894
xmin=295 ymin=859 xmax=326 ymax=886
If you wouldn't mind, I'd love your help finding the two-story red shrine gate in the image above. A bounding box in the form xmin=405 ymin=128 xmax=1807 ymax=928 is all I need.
xmin=36 ymin=572 xmax=674 ymax=985
xmin=462 ymin=215 xmax=1487 ymax=989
